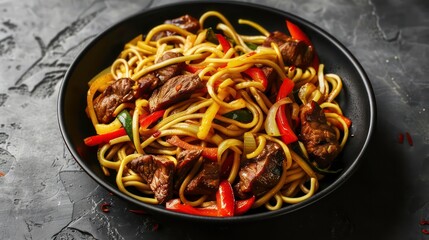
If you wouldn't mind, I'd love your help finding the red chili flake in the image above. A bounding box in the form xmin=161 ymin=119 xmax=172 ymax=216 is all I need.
xmin=128 ymin=209 xmax=147 ymax=215
xmin=100 ymin=202 xmax=111 ymax=213
xmin=398 ymin=133 xmax=404 ymax=144
xmin=420 ymin=219 xmax=429 ymax=225
xmin=289 ymin=66 xmax=296 ymax=72
xmin=422 ymin=229 xmax=429 ymax=234
xmin=0 ymin=171 xmax=4 ymax=177
xmin=405 ymin=132 xmax=413 ymax=146
xmin=175 ymin=84 xmax=182 ymax=92
xmin=152 ymin=223 xmax=159 ymax=232
xmin=246 ymin=51 xmax=256 ymax=57
xmin=152 ymin=130 xmax=161 ymax=138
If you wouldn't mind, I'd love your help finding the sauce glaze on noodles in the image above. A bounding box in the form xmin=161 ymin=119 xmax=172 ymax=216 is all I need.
xmin=85 ymin=11 xmax=350 ymax=214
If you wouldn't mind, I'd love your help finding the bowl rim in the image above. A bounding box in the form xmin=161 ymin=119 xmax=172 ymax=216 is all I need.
xmin=57 ymin=0 xmax=377 ymax=223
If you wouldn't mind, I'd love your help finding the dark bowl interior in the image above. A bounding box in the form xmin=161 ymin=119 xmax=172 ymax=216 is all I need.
xmin=58 ymin=1 xmax=376 ymax=223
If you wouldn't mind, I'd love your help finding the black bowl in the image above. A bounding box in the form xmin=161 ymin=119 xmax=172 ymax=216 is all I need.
xmin=58 ymin=1 xmax=376 ymax=223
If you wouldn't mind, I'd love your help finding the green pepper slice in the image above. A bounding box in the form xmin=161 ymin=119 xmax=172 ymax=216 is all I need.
xmin=117 ymin=109 xmax=133 ymax=141
xmin=222 ymin=109 xmax=253 ymax=123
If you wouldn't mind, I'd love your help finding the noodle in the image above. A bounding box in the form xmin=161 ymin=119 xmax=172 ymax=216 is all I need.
xmin=85 ymin=11 xmax=350 ymax=215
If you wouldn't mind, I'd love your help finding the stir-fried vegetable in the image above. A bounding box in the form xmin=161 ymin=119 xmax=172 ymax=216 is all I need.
xmin=166 ymin=135 xmax=218 ymax=161
xmin=84 ymin=128 xmax=127 ymax=146
xmin=286 ymin=20 xmax=319 ymax=70
xmin=139 ymin=110 xmax=165 ymax=130
xmin=275 ymin=78 xmax=298 ymax=144
xmin=222 ymin=109 xmax=253 ymax=123
xmin=243 ymin=67 xmax=268 ymax=91
xmin=206 ymin=27 xmax=219 ymax=44
xmin=117 ymin=110 xmax=134 ymax=141
xmin=166 ymin=199 xmax=219 ymax=217
xmin=166 ymin=180 xmax=255 ymax=217
xmin=216 ymin=34 xmax=231 ymax=53
xmin=216 ymin=180 xmax=235 ymax=216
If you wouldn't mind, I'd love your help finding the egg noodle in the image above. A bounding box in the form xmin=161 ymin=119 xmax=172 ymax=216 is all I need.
xmin=85 ymin=11 xmax=349 ymax=213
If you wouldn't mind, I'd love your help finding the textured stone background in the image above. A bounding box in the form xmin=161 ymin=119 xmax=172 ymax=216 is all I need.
xmin=0 ymin=0 xmax=428 ymax=239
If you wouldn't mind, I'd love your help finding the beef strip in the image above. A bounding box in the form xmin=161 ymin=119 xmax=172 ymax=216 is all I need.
xmin=93 ymin=51 xmax=187 ymax=123
xmin=299 ymin=101 xmax=341 ymax=168
xmin=261 ymin=65 xmax=280 ymax=102
xmin=135 ymin=72 xmax=160 ymax=98
xmin=128 ymin=155 xmax=175 ymax=204
xmin=174 ymin=149 xmax=202 ymax=191
xmin=148 ymin=74 xmax=204 ymax=112
xmin=155 ymin=52 xmax=185 ymax=84
xmin=93 ymin=78 xmax=135 ymax=124
xmin=152 ymin=14 xmax=201 ymax=40
xmin=165 ymin=15 xmax=200 ymax=34
xmin=234 ymin=141 xmax=285 ymax=199
xmin=185 ymin=159 xmax=219 ymax=195
xmin=263 ymin=31 xmax=290 ymax=47
xmin=136 ymin=52 xmax=185 ymax=97
xmin=261 ymin=66 xmax=277 ymax=83
xmin=263 ymin=31 xmax=314 ymax=69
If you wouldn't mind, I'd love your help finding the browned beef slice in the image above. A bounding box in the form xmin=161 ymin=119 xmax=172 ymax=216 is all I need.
xmin=93 ymin=78 xmax=135 ymax=124
xmin=263 ymin=31 xmax=291 ymax=47
xmin=136 ymin=52 xmax=185 ymax=97
xmin=128 ymin=155 xmax=153 ymax=182
xmin=234 ymin=141 xmax=285 ymax=199
xmin=152 ymin=14 xmax=200 ymax=40
xmin=279 ymin=40 xmax=314 ymax=69
xmin=185 ymin=159 xmax=219 ymax=195
xmin=263 ymin=31 xmax=314 ymax=69
xmin=261 ymin=66 xmax=277 ymax=83
xmin=165 ymin=14 xmax=200 ymax=33
xmin=299 ymin=101 xmax=341 ymax=168
xmin=261 ymin=66 xmax=279 ymax=102
xmin=174 ymin=149 xmax=202 ymax=190
xmin=148 ymin=74 xmax=203 ymax=112
xmin=155 ymin=52 xmax=185 ymax=84
xmin=136 ymin=72 xmax=160 ymax=98
xmin=128 ymin=155 xmax=175 ymax=204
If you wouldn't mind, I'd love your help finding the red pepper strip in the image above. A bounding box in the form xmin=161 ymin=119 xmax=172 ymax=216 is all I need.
xmin=286 ymin=20 xmax=311 ymax=45
xmin=84 ymin=128 xmax=127 ymax=146
xmin=277 ymin=78 xmax=295 ymax=101
xmin=184 ymin=65 xmax=204 ymax=74
xmin=166 ymin=199 xmax=219 ymax=217
xmin=216 ymin=34 xmax=231 ymax=53
xmin=420 ymin=220 xmax=429 ymax=225
xmin=234 ymin=195 xmax=255 ymax=216
xmin=286 ymin=20 xmax=319 ymax=70
xmin=216 ymin=180 xmax=235 ymax=217
xmin=398 ymin=133 xmax=404 ymax=144
xmin=275 ymin=78 xmax=298 ymax=144
xmin=167 ymin=181 xmax=235 ymax=217
xmin=405 ymin=132 xmax=413 ymax=146
xmin=139 ymin=110 xmax=165 ymax=130
xmin=323 ymin=109 xmax=352 ymax=130
xmin=166 ymin=135 xmax=218 ymax=161
xmin=243 ymin=67 xmax=268 ymax=90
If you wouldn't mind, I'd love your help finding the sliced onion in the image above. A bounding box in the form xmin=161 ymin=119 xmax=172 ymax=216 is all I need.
xmin=243 ymin=132 xmax=257 ymax=155
xmin=264 ymin=97 xmax=292 ymax=136
xmin=317 ymin=64 xmax=325 ymax=95
xmin=298 ymin=83 xmax=316 ymax=105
